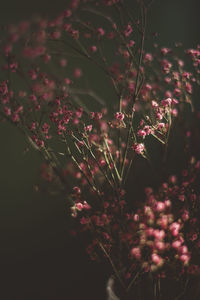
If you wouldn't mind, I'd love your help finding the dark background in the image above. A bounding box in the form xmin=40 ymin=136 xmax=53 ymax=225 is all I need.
xmin=0 ymin=0 xmax=200 ymax=299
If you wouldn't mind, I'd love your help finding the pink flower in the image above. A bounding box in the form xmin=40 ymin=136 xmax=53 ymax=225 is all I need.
xmin=152 ymin=100 xmax=158 ymax=108
xmin=89 ymin=45 xmax=97 ymax=53
xmin=97 ymin=27 xmax=105 ymax=36
xmin=154 ymin=201 xmax=165 ymax=212
xmin=80 ymin=217 xmax=90 ymax=225
xmin=144 ymin=53 xmax=153 ymax=62
xmin=185 ymin=82 xmax=192 ymax=94
xmin=144 ymin=125 xmax=152 ymax=135
xmin=182 ymin=210 xmax=189 ymax=221
xmin=128 ymin=40 xmax=135 ymax=47
xmin=137 ymin=129 xmax=146 ymax=138
xmin=151 ymin=253 xmax=163 ymax=265
xmin=131 ymin=247 xmax=141 ymax=259
xmin=59 ymin=58 xmax=67 ymax=67
xmin=158 ymin=215 xmax=168 ymax=229
xmin=51 ymin=30 xmax=61 ymax=39
xmin=161 ymin=97 xmax=172 ymax=107
xmin=155 ymin=241 xmax=165 ymax=251
xmin=169 ymin=175 xmax=177 ymax=183
xmin=132 ymin=143 xmax=145 ymax=155
xmin=85 ymin=125 xmax=93 ymax=132
xmin=12 ymin=113 xmax=20 ymax=122
xmin=172 ymin=98 xmax=179 ymax=104
xmin=64 ymin=78 xmax=71 ymax=85
xmin=170 ymin=222 xmax=181 ymax=236
xmin=0 ymin=81 xmax=8 ymax=95
xmin=178 ymin=194 xmax=185 ymax=202
xmin=133 ymin=214 xmax=139 ymax=222
xmin=172 ymin=240 xmax=182 ymax=249
xmin=171 ymin=108 xmax=178 ymax=117
xmin=75 ymin=202 xmax=83 ymax=211
xmin=178 ymin=246 xmax=188 ymax=256
xmin=123 ymin=23 xmax=133 ymax=37
xmin=83 ymin=201 xmax=91 ymax=210
xmin=164 ymin=199 xmax=171 ymax=208
xmin=3 ymin=106 xmax=11 ymax=116
xmin=179 ymin=254 xmax=190 ymax=265
xmin=158 ymin=123 xmax=165 ymax=130
xmin=146 ymin=227 xmax=154 ymax=236
xmin=161 ymin=47 xmax=171 ymax=55
xmin=154 ymin=229 xmax=165 ymax=240
xmin=156 ymin=112 xmax=163 ymax=120
xmin=63 ymin=9 xmax=72 ymax=17
xmin=74 ymin=68 xmax=82 ymax=78
xmin=73 ymin=186 xmax=81 ymax=194
xmin=23 ymin=46 xmax=46 ymax=58
xmin=114 ymin=112 xmax=124 ymax=120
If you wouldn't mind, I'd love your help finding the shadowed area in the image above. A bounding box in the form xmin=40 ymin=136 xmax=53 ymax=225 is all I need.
xmin=0 ymin=0 xmax=200 ymax=299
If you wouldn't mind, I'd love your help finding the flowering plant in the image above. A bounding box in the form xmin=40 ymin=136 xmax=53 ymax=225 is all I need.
xmin=1 ymin=0 xmax=200 ymax=299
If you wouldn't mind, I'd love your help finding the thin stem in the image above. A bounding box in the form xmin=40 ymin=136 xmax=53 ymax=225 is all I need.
xmin=66 ymin=142 xmax=102 ymax=200
xmin=120 ymin=2 xmax=147 ymax=182
xmin=154 ymin=280 xmax=157 ymax=300
xmin=126 ymin=270 xmax=140 ymax=293
xmin=104 ymin=136 xmax=122 ymax=184
xmin=97 ymin=240 xmax=126 ymax=291
xmin=163 ymin=108 xmax=172 ymax=163
xmin=83 ymin=135 xmax=114 ymax=189
xmin=175 ymin=278 xmax=189 ymax=300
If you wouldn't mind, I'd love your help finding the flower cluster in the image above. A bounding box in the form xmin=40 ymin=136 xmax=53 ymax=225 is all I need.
xmin=1 ymin=0 xmax=200 ymax=298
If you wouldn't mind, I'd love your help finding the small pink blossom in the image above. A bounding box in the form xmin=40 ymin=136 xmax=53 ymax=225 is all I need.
xmin=144 ymin=53 xmax=153 ymax=62
xmin=161 ymin=47 xmax=171 ymax=55
xmin=128 ymin=40 xmax=135 ymax=47
xmin=158 ymin=123 xmax=165 ymax=130
xmin=89 ymin=45 xmax=97 ymax=53
xmin=154 ymin=229 xmax=165 ymax=240
xmin=132 ymin=143 xmax=145 ymax=155
xmin=179 ymin=254 xmax=190 ymax=265
xmin=59 ymin=58 xmax=67 ymax=67
xmin=83 ymin=201 xmax=91 ymax=210
xmin=133 ymin=214 xmax=139 ymax=222
xmin=75 ymin=202 xmax=83 ymax=211
xmin=161 ymin=97 xmax=172 ymax=107
xmin=51 ymin=30 xmax=61 ymax=39
xmin=155 ymin=241 xmax=165 ymax=250
xmin=151 ymin=253 xmax=163 ymax=265
xmin=154 ymin=201 xmax=165 ymax=212
xmin=172 ymin=240 xmax=182 ymax=249
xmin=169 ymin=175 xmax=177 ymax=183
xmin=179 ymin=245 xmax=189 ymax=254
xmin=152 ymin=100 xmax=158 ymax=108
xmin=99 ymin=159 xmax=106 ymax=167
xmin=171 ymin=108 xmax=178 ymax=117
xmin=80 ymin=217 xmax=90 ymax=225
xmin=74 ymin=68 xmax=82 ymax=78
xmin=3 ymin=106 xmax=11 ymax=116
xmin=131 ymin=247 xmax=141 ymax=259
xmin=63 ymin=9 xmax=72 ymax=17
xmin=137 ymin=129 xmax=146 ymax=138
xmin=115 ymin=112 xmax=124 ymax=121
xmin=164 ymin=199 xmax=171 ymax=208
xmin=97 ymin=27 xmax=105 ymax=36
xmin=178 ymin=194 xmax=185 ymax=202
xmin=158 ymin=215 xmax=168 ymax=229
xmin=85 ymin=125 xmax=92 ymax=132
xmin=123 ymin=23 xmax=133 ymax=37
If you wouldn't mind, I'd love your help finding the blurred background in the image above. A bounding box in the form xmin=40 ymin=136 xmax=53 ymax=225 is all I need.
xmin=0 ymin=0 xmax=200 ymax=299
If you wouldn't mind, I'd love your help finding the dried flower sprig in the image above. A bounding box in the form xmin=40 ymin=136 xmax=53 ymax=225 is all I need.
xmin=1 ymin=0 xmax=200 ymax=298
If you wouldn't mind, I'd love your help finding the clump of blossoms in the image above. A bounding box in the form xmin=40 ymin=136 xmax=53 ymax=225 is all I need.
xmin=0 ymin=0 xmax=200 ymax=299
